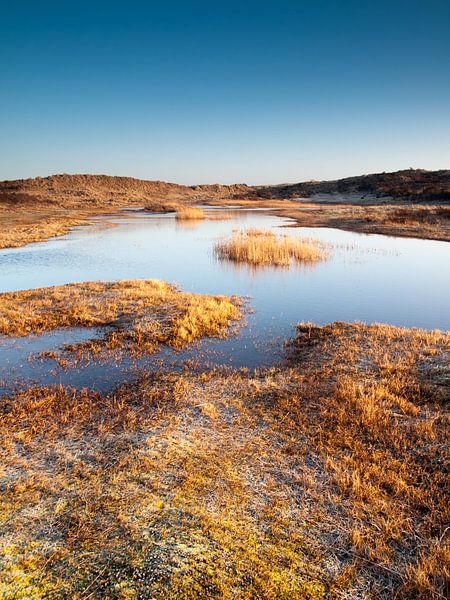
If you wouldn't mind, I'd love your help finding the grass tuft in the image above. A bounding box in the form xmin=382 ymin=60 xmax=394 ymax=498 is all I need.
xmin=175 ymin=207 xmax=206 ymax=220
xmin=214 ymin=229 xmax=327 ymax=266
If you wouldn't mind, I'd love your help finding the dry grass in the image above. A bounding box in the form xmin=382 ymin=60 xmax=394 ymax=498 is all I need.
xmin=0 ymin=322 xmax=448 ymax=597
xmin=280 ymin=203 xmax=450 ymax=242
xmin=175 ymin=207 xmax=206 ymax=220
xmin=0 ymin=206 xmax=92 ymax=249
xmin=0 ymin=280 xmax=241 ymax=353
xmin=203 ymin=198 xmax=308 ymax=210
xmin=215 ymin=229 xmax=327 ymax=266
xmin=382 ymin=205 xmax=450 ymax=226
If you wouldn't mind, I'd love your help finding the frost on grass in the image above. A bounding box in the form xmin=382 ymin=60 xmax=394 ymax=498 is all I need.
xmin=0 ymin=322 xmax=448 ymax=598
xmin=0 ymin=280 xmax=241 ymax=354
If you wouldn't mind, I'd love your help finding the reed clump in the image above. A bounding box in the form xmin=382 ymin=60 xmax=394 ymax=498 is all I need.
xmin=215 ymin=228 xmax=327 ymax=266
xmin=175 ymin=207 xmax=206 ymax=220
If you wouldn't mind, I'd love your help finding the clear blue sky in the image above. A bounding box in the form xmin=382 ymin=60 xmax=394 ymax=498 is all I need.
xmin=1 ymin=0 xmax=449 ymax=184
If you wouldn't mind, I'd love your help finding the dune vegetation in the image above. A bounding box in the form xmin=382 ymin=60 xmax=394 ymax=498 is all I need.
xmin=214 ymin=229 xmax=327 ymax=267
xmin=0 ymin=321 xmax=448 ymax=598
xmin=0 ymin=280 xmax=241 ymax=353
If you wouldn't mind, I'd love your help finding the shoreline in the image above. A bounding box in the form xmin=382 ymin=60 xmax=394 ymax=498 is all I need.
xmin=1 ymin=199 xmax=449 ymax=251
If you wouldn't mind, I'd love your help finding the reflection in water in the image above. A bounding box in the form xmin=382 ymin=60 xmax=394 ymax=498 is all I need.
xmin=0 ymin=207 xmax=449 ymax=391
xmin=213 ymin=227 xmax=330 ymax=273
xmin=175 ymin=219 xmax=203 ymax=230
xmin=214 ymin=252 xmax=326 ymax=276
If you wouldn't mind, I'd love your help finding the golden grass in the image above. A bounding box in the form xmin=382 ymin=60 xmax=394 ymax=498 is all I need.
xmin=175 ymin=207 xmax=206 ymax=220
xmin=0 ymin=207 xmax=90 ymax=249
xmin=0 ymin=322 xmax=448 ymax=597
xmin=215 ymin=228 xmax=327 ymax=266
xmin=0 ymin=280 xmax=241 ymax=352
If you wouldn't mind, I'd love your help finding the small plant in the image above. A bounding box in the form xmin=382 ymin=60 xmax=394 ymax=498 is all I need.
xmin=214 ymin=229 xmax=327 ymax=266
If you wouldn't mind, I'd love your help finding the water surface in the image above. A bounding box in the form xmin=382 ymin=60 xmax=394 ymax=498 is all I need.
xmin=1 ymin=208 xmax=449 ymax=390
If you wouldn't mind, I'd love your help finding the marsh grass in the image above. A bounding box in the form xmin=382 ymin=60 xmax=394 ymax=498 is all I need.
xmin=175 ymin=207 xmax=206 ymax=220
xmin=0 ymin=322 xmax=448 ymax=598
xmin=0 ymin=280 xmax=241 ymax=354
xmin=215 ymin=228 xmax=327 ymax=266
xmin=0 ymin=207 xmax=89 ymax=249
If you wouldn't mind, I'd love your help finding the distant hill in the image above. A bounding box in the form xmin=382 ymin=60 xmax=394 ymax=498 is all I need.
xmin=0 ymin=173 xmax=254 ymax=208
xmin=1 ymin=169 xmax=449 ymax=208
xmin=256 ymin=169 xmax=450 ymax=202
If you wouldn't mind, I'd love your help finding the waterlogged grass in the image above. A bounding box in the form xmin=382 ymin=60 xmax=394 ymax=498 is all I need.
xmin=175 ymin=207 xmax=206 ymax=220
xmin=214 ymin=229 xmax=327 ymax=267
xmin=0 ymin=322 xmax=448 ymax=598
xmin=0 ymin=280 xmax=241 ymax=352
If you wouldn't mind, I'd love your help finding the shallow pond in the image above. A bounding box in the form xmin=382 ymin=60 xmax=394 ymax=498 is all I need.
xmin=1 ymin=208 xmax=449 ymax=390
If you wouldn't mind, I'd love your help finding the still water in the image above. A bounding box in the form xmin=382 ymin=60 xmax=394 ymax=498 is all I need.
xmin=1 ymin=208 xmax=449 ymax=390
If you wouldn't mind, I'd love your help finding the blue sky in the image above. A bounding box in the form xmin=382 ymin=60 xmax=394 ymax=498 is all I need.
xmin=1 ymin=0 xmax=449 ymax=184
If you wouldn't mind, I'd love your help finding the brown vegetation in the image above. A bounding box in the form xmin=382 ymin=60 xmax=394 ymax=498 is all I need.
xmin=383 ymin=205 xmax=450 ymax=225
xmin=0 ymin=206 xmax=93 ymax=250
xmin=215 ymin=229 xmax=327 ymax=266
xmin=0 ymin=322 xmax=448 ymax=597
xmin=175 ymin=207 xmax=206 ymax=220
xmin=0 ymin=174 xmax=253 ymax=211
xmin=2 ymin=170 xmax=449 ymax=209
xmin=279 ymin=203 xmax=450 ymax=242
xmin=257 ymin=168 xmax=450 ymax=203
xmin=203 ymin=198 xmax=307 ymax=209
xmin=0 ymin=280 xmax=241 ymax=353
